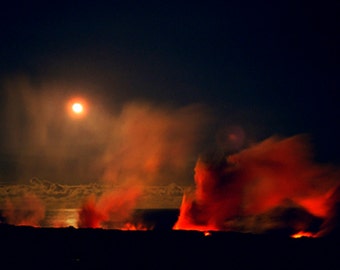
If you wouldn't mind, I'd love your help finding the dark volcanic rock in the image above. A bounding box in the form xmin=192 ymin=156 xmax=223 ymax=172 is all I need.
xmin=0 ymin=224 xmax=339 ymax=269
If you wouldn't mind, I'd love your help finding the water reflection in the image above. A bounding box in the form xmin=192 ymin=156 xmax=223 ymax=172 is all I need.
xmin=42 ymin=209 xmax=79 ymax=228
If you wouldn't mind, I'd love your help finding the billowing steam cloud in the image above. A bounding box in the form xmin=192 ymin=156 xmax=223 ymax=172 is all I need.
xmin=1 ymin=193 xmax=45 ymax=226
xmin=174 ymin=135 xmax=340 ymax=235
xmin=1 ymin=76 xmax=210 ymax=228
xmin=78 ymin=102 xmax=210 ymax=228
xmin=2 ymin=77 xmax=339 ymax=234
xmin=101 ymin=102 xmax=210 ymax=184
xmin=1 ymin=77 xmax=108 ymax=183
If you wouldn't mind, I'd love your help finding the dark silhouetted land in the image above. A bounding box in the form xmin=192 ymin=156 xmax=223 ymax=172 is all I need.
xmin=0 ymin=224 xmax=339 ymax=270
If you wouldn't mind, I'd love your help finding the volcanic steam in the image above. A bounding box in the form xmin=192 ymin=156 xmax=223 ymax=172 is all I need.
xmin=174 ymin=135 xmax=339 ymax=236
xmin=77 ymin=102 xmax=209 ymax=229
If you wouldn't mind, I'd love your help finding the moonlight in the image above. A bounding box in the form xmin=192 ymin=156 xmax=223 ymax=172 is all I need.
xmin=72 ymin=102 xmax=84 ymax=114
xmin=67 ymin=98 xmax=88 ymax=118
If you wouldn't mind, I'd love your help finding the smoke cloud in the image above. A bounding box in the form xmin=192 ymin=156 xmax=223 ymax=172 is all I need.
xmin=1 ymin=77 xmax=112 ymax=183
xmin=2 ymin=76 xmax=339 ymax=233
xmin=78 ymin=102 xmax=209 ymax=228
xmin=78 ymin=187 xmax=142 ymax=228
xmin=1 ymin=193 xmax=45 ymax=226
xmin=174 ymin=135 xmax=340 ymax=235
xmin=1 ymin=77 xmax=209 ymax=182
xmin=0 ymin=76 xmax=210 ymax=228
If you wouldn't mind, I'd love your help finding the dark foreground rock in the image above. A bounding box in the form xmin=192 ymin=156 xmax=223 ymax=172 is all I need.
xmin=0 ymin=224 xmax=339 ymax=270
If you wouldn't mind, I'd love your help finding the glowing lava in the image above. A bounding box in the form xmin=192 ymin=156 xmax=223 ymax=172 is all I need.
xmin=121 ymin=222 xmax=148 ymax=231
xmin=291 ymin=231 xmax=316 ymax=238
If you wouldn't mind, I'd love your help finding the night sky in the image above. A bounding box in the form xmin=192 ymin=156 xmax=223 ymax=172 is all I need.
xmin=0 ymin=0 xmax=339 ymax=184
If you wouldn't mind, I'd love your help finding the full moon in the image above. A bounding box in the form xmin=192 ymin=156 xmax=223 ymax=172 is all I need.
xmin=72 ymin=103 xmax=84 ymax=114
xmin=66 ymin=97 xmax=88 ymax=119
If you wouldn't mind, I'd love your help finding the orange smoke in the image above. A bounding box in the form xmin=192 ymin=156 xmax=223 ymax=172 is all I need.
xmin=101 ymin=103 xmax=209 ymax=185
xmin=78 ymin=187 xmax=142 ymax=229
xmin=77 ymin=102 xmax=209 ymax=229
xmin=2 ymin=193 xmax=45 ymax=226
xmin=174 ymin=135 xmax=339 ymax=235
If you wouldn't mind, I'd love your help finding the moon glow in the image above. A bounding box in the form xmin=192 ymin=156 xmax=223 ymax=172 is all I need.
xmin=72 ymin=103 xmax=84 ymax=114
xmin=67 ymin=98 xmax=88 ymax=119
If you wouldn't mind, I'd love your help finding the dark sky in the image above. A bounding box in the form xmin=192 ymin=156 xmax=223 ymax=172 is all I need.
xmin=0 ymin=0 xmax=339 ymax=183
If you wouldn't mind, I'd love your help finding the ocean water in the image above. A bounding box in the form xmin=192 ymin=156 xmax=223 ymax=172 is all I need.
xmin=41 ymin=208 xmax=180 ymax=229
xmin=42 ymin=208 xmax=80 ymax=228
xmin=0 ymin=208 xmax=179 ymax=229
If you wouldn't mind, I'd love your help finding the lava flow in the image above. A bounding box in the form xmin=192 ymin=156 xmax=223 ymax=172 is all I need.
xmin=291 ymin=231 xmax=316 ymax=238
xmin=121 ymin=222 xmax=148 ymax=231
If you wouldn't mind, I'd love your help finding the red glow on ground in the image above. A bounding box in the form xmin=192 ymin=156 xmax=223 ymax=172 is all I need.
xmin=121 ymin=222 xmax=148 ymax=231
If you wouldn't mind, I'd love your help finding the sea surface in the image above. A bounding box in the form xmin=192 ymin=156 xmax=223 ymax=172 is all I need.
xmin=42 ymin=208 xmax=80 ymax=228
xmin=40 ymin=208 xmax=179 ymax=229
